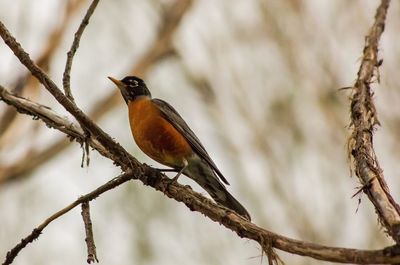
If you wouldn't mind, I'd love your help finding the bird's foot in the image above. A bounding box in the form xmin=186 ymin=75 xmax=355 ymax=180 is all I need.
xmin=171 ymin=171 xmax=183 ymax=182
xmin=165 ymin=172 xmax=181 ymax=192
xmin=166 ymin=159 xmax=188 ymax=190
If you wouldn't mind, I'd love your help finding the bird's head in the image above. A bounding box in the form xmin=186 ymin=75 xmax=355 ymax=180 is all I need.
xmin=108 ymin=76 xmax=151 ymax=103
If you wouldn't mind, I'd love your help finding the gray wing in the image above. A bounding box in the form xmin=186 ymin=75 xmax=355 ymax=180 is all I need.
xmin=152 ymin=98 xmax=230 ymax=185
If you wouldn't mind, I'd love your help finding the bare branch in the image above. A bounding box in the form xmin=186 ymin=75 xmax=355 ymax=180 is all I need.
xmin=4 ymin=65 xmax=400 ymax=265
xmin=81 ymin=202 xmax=99 ymax=264
xmin=0 ymin=77 xmax=27 ymax=137
xmin=0 ymin=85 xmax=80 ymax=135
xmin=0 ymin=0 xmax=85 ymax=138
xmin=2 ymin=79 xmax=400 ymax=265
xmin=0 ymin=0 xmax=191 ymax=185
xmin=347 ymin=0 xmax=400 ymax=243
xmin=2 ymin=0 xmax=400 ymax=264
xmin=0 ymin=19 xmax=137 ymax=170
xmin=63 ymin=0 xmax=100 ymax=101
xmin=88 ymin=0 xmax=193 ymax=119
xmin=3 ymin=162 xmax=400 ymax=265
xmin=2 ymin=172 xmax=134 ymax=265
xmin=1 ymin=88 xmax=400 ymax=263
xmin=62 ymin=0 xmax=100 ymax=167
xmin=0 ymin=85 xmax=111 ymax=182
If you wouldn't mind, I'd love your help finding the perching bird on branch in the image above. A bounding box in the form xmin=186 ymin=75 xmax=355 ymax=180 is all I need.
xmin=109 ymin=76 xmax=251 ymax=220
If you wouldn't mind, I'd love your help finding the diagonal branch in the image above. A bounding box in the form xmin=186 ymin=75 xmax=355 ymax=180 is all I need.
xmin=88 ymin=0 xmax=193 ymax=119
xmin=2 ymin=171 xmax=134 ymax=265
xmin=347 ymin=0 xmax=400 ymax=243
xmin=0 ymin=0 xmax=85 ymax=139
xmin=0 ymin=85 xmax=82 ymax=140
xmin=0 ymin=0 xmax=191 ymax=185
xmin=0 ymin=20 xmax=136 ymax=170
xmin=0 ymin=85 xmax=127 ymax=175
xmin=63 ymin=0 xmax=100 ymax=101
xmin=0 ymin=86 xmax=110 ymax=185
xmin=2 ymin=0 xmax=400 ymax=264
xmin=2 ymin=146 xmax=400 ymax=264
xmin=1 ymin=48 xmax=400 ymax=265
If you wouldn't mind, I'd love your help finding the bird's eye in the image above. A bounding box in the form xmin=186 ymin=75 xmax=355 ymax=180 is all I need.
xmin=129 ymin=80 xmax=139 ymax=87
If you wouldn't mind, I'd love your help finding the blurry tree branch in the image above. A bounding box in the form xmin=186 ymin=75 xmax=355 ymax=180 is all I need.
xmin=347 ymin=0 xmax=400 ymax=243
xmin=1 ymin=0 xmax=400 ymax=264
xmin=0 ymin=0 xmax=191 ymax=185
xmin=0 ymin=0 xmax=87 ymax=184
xmin=87 ymin=0 xmax=191 ymax=119
xmin=1 ymin=112 xmax=400 ymax=264
xmin=0 ymin=0 xmax=85 ymax=139
xmin=0 ymin=138 xmax=70 ymax=183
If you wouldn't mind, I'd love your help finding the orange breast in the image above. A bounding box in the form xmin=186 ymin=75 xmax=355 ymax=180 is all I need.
xmin=128 ymin=97 xmax=192 ymax=168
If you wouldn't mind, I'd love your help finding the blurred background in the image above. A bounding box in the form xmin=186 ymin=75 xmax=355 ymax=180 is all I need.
xmin=1 ymin=0 xmax=400 ymax=264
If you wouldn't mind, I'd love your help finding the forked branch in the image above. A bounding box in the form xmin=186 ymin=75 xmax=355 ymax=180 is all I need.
xmin=1 ymin=0 xmax=399 ymax=264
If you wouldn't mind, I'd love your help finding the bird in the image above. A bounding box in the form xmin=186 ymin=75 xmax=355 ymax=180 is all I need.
xmin=108 ymin=75 xmax=251 ymax=220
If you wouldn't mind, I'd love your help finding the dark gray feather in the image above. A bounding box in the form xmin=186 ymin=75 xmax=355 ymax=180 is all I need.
xmin=152 ymin=98 xmax=230 ymax=185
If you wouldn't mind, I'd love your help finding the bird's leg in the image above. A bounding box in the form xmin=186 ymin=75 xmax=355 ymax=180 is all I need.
xmin=171 ymin=159 xmax=188 ymax=183
xmin=156 ymin=168 xmax=178 ymax=172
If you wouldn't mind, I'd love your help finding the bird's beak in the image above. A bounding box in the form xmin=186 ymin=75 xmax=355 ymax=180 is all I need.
xmin=108 ymin=76 xmax=125 ymax=89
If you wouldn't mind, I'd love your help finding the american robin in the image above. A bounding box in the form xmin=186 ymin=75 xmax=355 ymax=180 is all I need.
xmin=108 ymin=76 xmax=251 ymax=220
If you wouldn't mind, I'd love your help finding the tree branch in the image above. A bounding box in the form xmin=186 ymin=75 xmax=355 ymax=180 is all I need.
xmin=0 ymin=0 xmax=191 ymax=185
xmin=81 ymin=202 xmax=99 ymax=264
xmin=347 ymin=0 xmax=400 ymax=243
xmin=0 ymin=85 xmax=81 ymax=139
xmin=1 ymin=0 xmax=400 ymax=264
xmin=0 ymin=86 xmax=109 ymax=162
xmin=2 ymin=171 xmax=134 ymax=265
xmin=0 ymin=0 xmax=85 ymax=138
xmin=2 ymin=151 xmax=400 ymax=264
xmin=62 ymin=0 xmax=99 ymax=101
xmin=87 ymin=0 xmax=193 ymax=119
xmin=0 ymin=19 xmax=136 ymax=170
xmin=1 ymin=54 xmax=400 ymax=265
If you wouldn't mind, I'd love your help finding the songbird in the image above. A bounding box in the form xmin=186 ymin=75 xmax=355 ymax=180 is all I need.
xmin=109 ymin=76 xmax=251 ymax=220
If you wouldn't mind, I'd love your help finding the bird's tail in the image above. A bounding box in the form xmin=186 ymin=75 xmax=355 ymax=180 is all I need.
xmin=184 ymin=161 xmax=251 ymax=221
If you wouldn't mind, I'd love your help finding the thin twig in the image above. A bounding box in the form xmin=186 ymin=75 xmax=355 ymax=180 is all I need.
xmin=0 ymin=85 xmax=82 ymax=138
xmin=0 ymin=0 xmax=85 ymax=138
xmin=81 ymin=202 xmax=99 ymax=264
xmin=62 ymin=0 xmax=99 ymax=101
xmin=0 ymin=86 xmax=110 ymax=184
xmin=3 ymin=1 xmax=400 ymax=264
xmin=62 ymin=0 xmax=100 ymax=166
xmin=347 ymin=0 xmax=400 ymax=243
xmin=2 ymin=172 xmax=134 ymax=265
xmin=2 ymin=86 xmax=400 ymax=265
xmin=0 ymin=19 xmax=135 ymax=170
xmin=3 ymin=160 xmax=400 ymax=264
xmin=0 ymin=0 xmax=192 ymax=185
xmin=87 ymin=0 xmax=193 ymax=120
